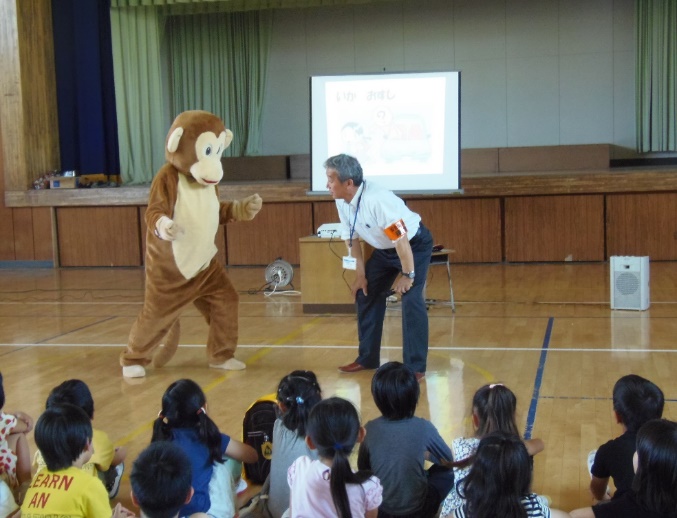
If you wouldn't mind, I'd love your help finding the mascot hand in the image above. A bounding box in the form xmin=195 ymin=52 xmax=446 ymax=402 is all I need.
xmin=155 ymin=216 xmax=183 ymax=241
xmin=231 ymin=194 xmax=263 ymax=221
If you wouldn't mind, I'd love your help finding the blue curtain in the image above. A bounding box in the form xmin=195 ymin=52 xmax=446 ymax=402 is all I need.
xmin=51 ymin=0 xmax=120 ymax=175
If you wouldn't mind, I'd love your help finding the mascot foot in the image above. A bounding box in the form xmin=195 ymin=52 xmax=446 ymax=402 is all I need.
xmin=210 ymin=358 xmax=246 ymax=371
xmin=122 ymin=365 xmax=146 ymax=378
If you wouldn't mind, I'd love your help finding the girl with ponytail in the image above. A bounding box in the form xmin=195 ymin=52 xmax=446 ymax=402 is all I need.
xmin=439 ymin=383 xmax=545 ymax=517
xmin=288 ymin=397 xmax=382 ymax=518
xmin=268 ymin=370 xmax=323 ymax=517
xmin=151 ymin=379 xmax=257 ymax=517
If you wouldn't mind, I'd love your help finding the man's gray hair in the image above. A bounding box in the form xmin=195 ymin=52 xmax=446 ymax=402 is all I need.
xmin=323 ymin=154 xmax=363 ymax=186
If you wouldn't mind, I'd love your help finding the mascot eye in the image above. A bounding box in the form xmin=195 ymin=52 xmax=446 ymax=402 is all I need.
xmin=205 ymin=145 xmax=213 ymax=156
xmin=216 ymin=146 xmax=222 ymax=155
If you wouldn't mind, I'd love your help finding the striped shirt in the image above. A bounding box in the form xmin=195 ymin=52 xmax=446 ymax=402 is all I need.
xmin=454 ymin=493 xmax=551 ymax=518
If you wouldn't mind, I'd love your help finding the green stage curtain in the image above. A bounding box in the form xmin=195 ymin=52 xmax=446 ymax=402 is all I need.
xmin=166 ymin=10 xmax=272 ymax=156
xmin=636 ymin=0 xmax=677 ymax=152
xmin=110 ymin=6 xmax=167 ymax=184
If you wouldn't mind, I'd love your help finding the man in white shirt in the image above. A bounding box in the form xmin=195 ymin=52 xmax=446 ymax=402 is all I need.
xmin=324 ymin=154 xmax=433 ymax=381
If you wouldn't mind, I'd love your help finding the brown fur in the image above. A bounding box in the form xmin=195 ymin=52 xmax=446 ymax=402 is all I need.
xmin=165 ymin=110 xmax=225 ymax=173
xmin=120 ymin=111 xmax=261 ymax=370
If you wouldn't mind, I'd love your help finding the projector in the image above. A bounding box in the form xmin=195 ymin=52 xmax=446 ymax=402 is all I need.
xmin=317 ymin=223 xmax=342 ymax=238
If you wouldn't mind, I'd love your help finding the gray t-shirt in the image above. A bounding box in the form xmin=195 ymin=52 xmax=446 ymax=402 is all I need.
xmin=358 ymin=416 xmax=453 ymax=515
xmin=267 ymin=418 xmax=318 ymax=518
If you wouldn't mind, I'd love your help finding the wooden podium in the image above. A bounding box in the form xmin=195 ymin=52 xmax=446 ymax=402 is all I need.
xmin=299 ymin=236 xmax=372 ymax=313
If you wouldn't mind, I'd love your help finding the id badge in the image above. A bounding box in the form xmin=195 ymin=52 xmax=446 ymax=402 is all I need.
xmin=343 ymin=255 xmax=357 ymax=270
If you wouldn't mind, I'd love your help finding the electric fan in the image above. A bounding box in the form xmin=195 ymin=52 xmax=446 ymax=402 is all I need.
xmin=264 ymin=258 xmax=294 ymax=289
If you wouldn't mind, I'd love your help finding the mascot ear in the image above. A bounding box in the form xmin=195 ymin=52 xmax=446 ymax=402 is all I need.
xmin=167 ymin=127 xmax=184 ymax=153
xmin=224 ymin=129 xmax=234 ymax=150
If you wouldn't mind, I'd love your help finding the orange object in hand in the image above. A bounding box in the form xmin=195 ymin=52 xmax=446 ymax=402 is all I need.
xmin=384 ymin=219 xmax=408 ymax=241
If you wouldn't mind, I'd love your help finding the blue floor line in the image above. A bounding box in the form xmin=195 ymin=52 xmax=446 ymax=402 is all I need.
xmin=539 ymin=395 xmax=677 ymax=402
xmin=524 ymin=316 xmax=553 ymax=439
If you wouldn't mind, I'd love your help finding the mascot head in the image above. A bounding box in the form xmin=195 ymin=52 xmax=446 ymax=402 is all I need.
xmin=165 ymin=110 xmax=234 ymax=186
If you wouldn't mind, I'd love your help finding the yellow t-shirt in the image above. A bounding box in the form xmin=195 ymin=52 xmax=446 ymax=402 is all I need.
xmin=21 ymin=466 xmax=111 ymax=517
xmin=34 ymin=428 xmax=115 ymax=477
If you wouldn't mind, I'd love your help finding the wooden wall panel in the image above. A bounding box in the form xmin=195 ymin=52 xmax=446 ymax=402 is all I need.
xmin=313 ymin=201 xmax=340 ymax=233
xmin=499 ymin=144 xmax=610 ymax=172
xmin=0 ymin=125 xmax=15 ymax=260
xmin=226 ymin=202 xmax=313 ymax=265
xmin=316 ymin=197 xmax=503 ymax=263
xmin=221 ymin=155 xmax=288 ymax=181
xmin=0 ymin=0 xmax=59 ymax=191
xmin=606 ymin=193 xmax=677 ymax=260
xmin=0 ymin=206 xmax=12 ymax=259
xmin=462 ymin=148 xmax=499 ymax=174
xmin=505 ymin=195 xmax=605 ymax=262
xmin=407 ymin=198 xmax=503 ymax=263
xmin=56 ymin=207 xmax=141 ymax=267
xmin=12 ymin=207 xmax=35 ymax=260
xmin=31 ymin=207 xmax=53 ymax=261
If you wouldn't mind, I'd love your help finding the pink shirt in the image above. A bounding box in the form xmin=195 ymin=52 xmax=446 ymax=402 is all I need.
xmin=288 ymin=456 xmax=382 ymax=517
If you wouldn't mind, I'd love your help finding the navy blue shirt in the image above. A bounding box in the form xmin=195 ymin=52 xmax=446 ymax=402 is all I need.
xmin=171 ymin=428 xmax=230 ymax=515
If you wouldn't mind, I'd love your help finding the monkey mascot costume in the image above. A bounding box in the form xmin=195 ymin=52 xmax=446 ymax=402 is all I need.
xmin=120 ymin=110 xmax=262 ymax=378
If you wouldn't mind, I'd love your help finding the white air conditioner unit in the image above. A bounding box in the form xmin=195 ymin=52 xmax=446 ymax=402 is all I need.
xmin=610 ymin=256 xmax=650 ymax=311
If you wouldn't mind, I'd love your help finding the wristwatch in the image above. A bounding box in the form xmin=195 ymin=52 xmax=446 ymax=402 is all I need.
xmin=401 ymin=270 xmax=415 ymax=279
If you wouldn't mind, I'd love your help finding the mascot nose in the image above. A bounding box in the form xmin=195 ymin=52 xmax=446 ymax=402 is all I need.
xmin=192 ymin=158 xmax=224 ymax=185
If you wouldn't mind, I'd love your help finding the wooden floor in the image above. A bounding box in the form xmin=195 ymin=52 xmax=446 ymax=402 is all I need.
xmin=1 ymin=262 xmax=676 ymax=514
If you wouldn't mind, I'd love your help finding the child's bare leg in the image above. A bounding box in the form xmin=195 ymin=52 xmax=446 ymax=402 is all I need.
xmin=8 ymin=433 xmax=31 ymax=485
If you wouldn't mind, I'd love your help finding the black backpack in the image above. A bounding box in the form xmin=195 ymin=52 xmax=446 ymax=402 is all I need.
xmin=242 ymin=394 xmax=278 ymax=484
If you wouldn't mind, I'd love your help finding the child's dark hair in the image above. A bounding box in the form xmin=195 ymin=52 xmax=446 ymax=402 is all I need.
xmin=612 ymin=374 xmax=664 ymax=433
xmin=45 ymin=379 xmax=95 ymax=419
xmin=459 ymin=431 xmax=532 ymax=518
xmin=472 ymin=383 xmax=520 ymax=437
xmin=151 ymin=379 xmax=224 ymax=464
xmin=306 ymin=397 xmax=372 ymax=518
xmin=277 ymin=370 xmax=322 ymax=437
xmin=35 ymin=404 xmax=93 ymax=471
xmin=371 ymin=361 xmax=419 ymax=420
xmin=0 ymin=372 xmax=4 ymax=409
xmin=131 ymin=441 xmax=193 ymax=518
xmin=633 ymin=419 xmax=677 ymax=516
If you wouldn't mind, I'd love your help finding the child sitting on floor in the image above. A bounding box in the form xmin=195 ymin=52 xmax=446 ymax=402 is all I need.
xmin=0 ymin=372 xmax=33 ymax=507
xmin=288 ymin=397 xmax=382 ymax=517
xmin=357 ymin=361 xmax=454 ymax=518
xmin=454 ymin=431 xmax=568 ymax=518
xmin=35 ymin=379 xmax=127 ymax=498
xmin=130 ymin=441 xmax=209 ymax=518
xmin=267 ymin=370 xmax=322 ymax=518
xmin=439 ymin=382 xmax=544 ymax=517
xmin=21 ymin=404 xmax=133 ymax=518
xmin=587 ymin=374 xmax=664 ymax=503
xmin=152 ymin=378 xmax=258 ymax=517
xmin=571 ymin=418 xmax=677 ymax=518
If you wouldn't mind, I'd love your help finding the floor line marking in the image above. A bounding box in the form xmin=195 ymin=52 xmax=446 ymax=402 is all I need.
xmin=2 ymin=343 xmax=677 ymax=353
xmin=539 ymin=395 xmax=677 ymax=402
xmin=525 ymin=317 xmax=553 ymax=440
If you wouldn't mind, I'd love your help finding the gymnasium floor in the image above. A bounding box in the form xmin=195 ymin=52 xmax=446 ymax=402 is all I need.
xmin=0 ymin=262 xmax=675 ymax=513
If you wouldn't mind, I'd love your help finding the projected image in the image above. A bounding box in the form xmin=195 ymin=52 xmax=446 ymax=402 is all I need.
xmin=311 ymin=71 xmax=460 ymax=193
xmin=325 ymin=77 xmax=445 ymax=176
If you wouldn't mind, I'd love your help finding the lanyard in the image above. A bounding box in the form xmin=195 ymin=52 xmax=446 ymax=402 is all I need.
xmin=348 ymin=180 xmax=366 ymax=250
